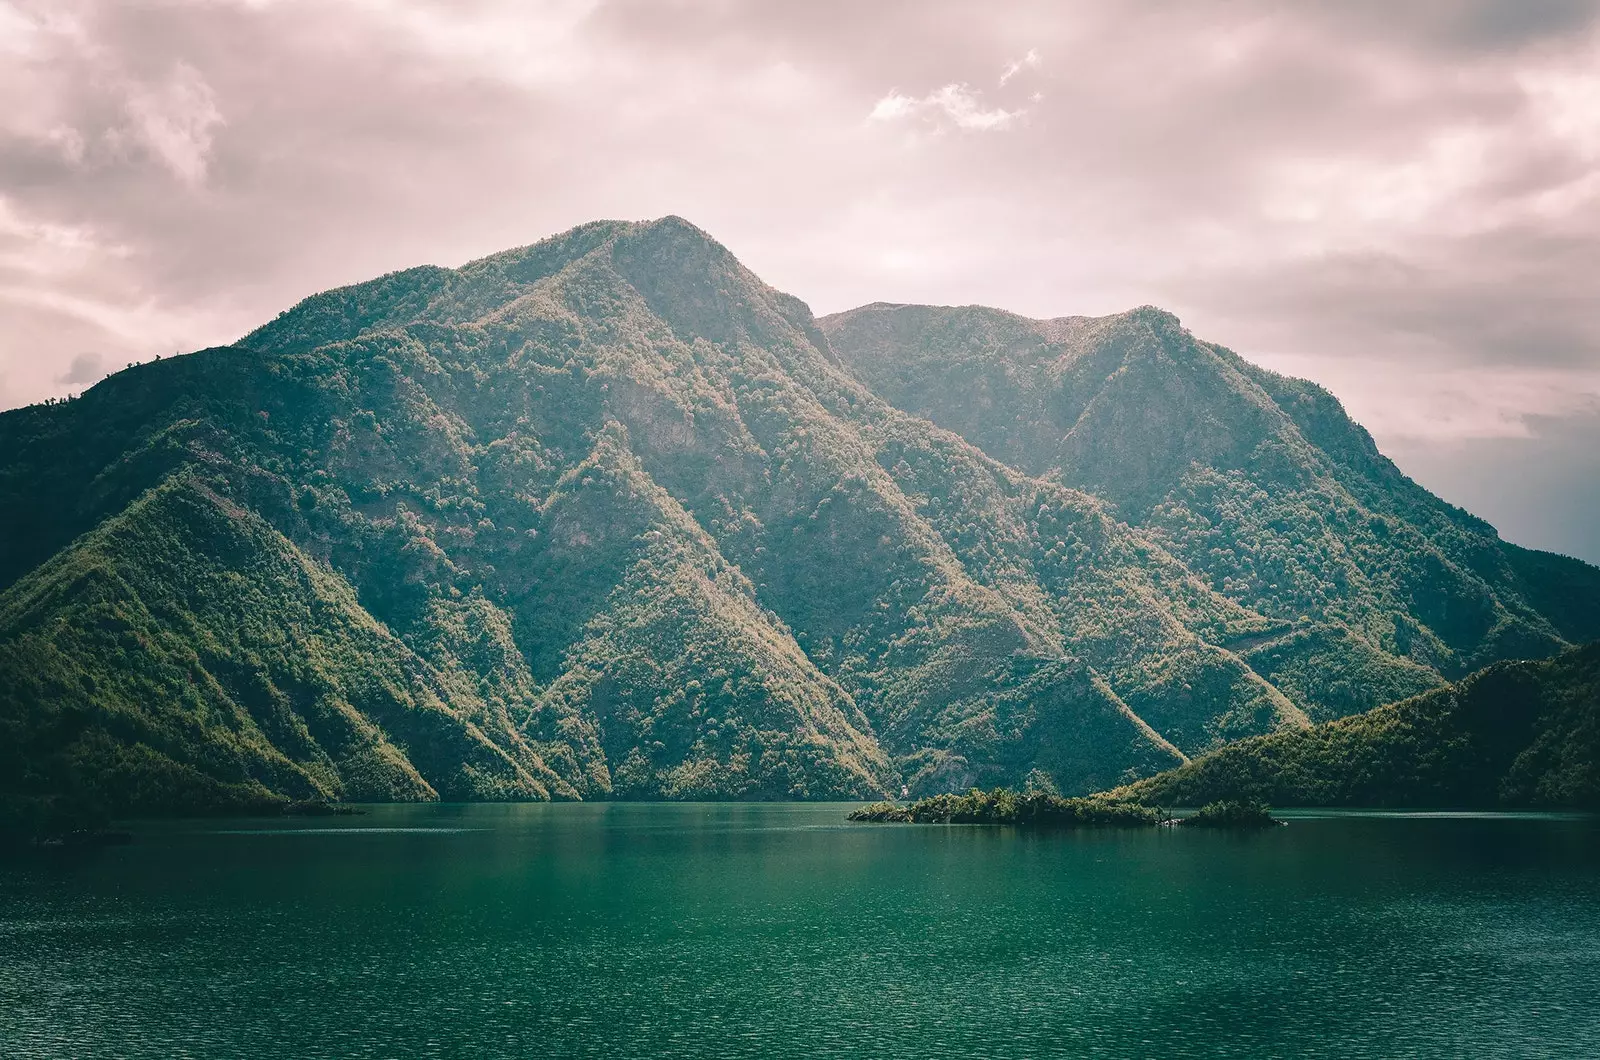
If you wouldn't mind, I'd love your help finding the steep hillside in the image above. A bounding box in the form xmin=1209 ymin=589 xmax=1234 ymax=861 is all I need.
xmin=2 ymin=217 xmax=1595 ymax=814
xmin=823 ymin=303 xmax=1600 ymax=708
xmin=0 ymin=476 xmax=567 ymax=817
xmin=1111 ymin=641 xmax=1600 ymax=808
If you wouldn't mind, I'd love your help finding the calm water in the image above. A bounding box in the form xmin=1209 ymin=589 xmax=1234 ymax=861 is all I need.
xmin=3 ymin=805 xmax=1598 ymax=1059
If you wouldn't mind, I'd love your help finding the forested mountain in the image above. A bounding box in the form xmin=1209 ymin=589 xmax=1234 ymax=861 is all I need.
xmin=823 ymin=303 xmax=1600 ymax=709
xmin=3 ymin=216 xmax=1596 ymax=815
xmin=1111 ymin=641 xmax=1600 ymax=808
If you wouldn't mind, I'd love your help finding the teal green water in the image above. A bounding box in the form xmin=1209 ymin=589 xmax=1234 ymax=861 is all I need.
xmin=3 ymin=805 xmax=1598 ymax=1058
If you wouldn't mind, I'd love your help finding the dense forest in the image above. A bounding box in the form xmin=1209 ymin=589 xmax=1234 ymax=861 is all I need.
xmin=2 ymin=216 xmax=1597 ymax=821
xmin=1111 ymin=641 xmax=1600 ymax=808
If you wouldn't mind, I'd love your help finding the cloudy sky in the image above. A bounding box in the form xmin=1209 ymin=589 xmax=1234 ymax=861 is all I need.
xmin=3 ymin=0 xmax=1599 ymax=560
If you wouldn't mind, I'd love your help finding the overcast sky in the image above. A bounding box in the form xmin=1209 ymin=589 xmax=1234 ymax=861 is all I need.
xmin=3 ymin=0 xmax=1599 ymax=560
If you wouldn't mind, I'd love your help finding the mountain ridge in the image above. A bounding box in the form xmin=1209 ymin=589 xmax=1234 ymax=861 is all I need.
xmin=821 ymin=301 xmax=1599 ymax=675
xmin=2 ymin=215 xmax=1595 ymax=817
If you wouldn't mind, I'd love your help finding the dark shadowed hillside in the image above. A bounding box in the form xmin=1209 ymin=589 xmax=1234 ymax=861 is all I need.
xmin=2 ymin=217 xmax=1596 ymax=817
xmin=1110 ymin=641 xmax=1600 ymax=808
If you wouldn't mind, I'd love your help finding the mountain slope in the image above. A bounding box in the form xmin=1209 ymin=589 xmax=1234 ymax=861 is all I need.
xmin=1110 ymin=641 xmax=1600 ymax=808
xmin=822 ymin=303 xmax=1600 ymax=707
xmin=0 ymin=475 xmax=566 ymax=815
xmin=2 ymin=216 xmax=1596 ymax=812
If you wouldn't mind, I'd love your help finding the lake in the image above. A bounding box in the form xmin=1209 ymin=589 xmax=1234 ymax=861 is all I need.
xmin=3 ymin=804 xmax=1598 ymax=1058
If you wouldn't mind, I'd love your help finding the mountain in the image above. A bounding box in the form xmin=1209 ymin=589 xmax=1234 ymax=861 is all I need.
xmin=2 ymin=216 xmax=1597 ymax=816
xmin=1110 ymin=641 xmax=1600 ymax=808
xmin=0 ymin=477 xmax=566 ymax=815
xmin=822 ymin=303 xmax=1600 ymax=709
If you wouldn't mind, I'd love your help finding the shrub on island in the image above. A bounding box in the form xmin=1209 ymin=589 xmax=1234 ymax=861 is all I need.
xmin=848 ymin=788 xmax=1161 ymax=827
xmin=1177 ymin=799 xmax=1282 ymax=828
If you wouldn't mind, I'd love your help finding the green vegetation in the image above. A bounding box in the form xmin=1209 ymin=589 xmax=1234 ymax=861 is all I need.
xmin=1178 ymin=799 xmax=1281 ymax=828
xmin=848 ymin=787 xmax=1162 ymax=826
xmin=1113 ymin=642 xmax=1600 ymax=809
xmin=2 ymin=216 xmax=1597 ymax=814
xmin=823 ymin=303 xmax=1600 ymax=693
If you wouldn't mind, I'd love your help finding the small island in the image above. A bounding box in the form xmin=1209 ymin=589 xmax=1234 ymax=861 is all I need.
xmin=849 ymin=788 xmax=1162 ymax=827
xmin=848 ymin=788 xmax=1283 ymax=829
xmin=1176 ymin=799 xmax=1283 ymax=828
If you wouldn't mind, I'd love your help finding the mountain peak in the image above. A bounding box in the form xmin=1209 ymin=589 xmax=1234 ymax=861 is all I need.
xmin=1122 ymin=304 xmax=1181 ymax=329
xmin=5 ymin=216 xmax=1599 ymax=816
xmin=240 ymin=214 xmax=784 ymax=356
xmin=629 ymin=213 xmax=715 ymax=238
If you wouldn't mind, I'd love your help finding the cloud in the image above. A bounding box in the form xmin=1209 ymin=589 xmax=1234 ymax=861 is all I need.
xmin=1250 ymin=353 xmax=1600 ymax=443
xmin=120 ymin=62 xmax=224 ymax=186
xmin=0 ymin=195 xmax=116 ymax=277
xmin=870 ymin=83 xmax=1023 ymax=131
xmin=998 ymin=48 xmax=1040 ymax=86
xmin=1 ymin=0 xmax=1599 ymax=555
xmin=56 ymin=351 xmax=102 ymax=385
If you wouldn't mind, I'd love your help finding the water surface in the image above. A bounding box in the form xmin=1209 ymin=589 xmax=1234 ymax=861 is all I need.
xmin=3 ymin=804 xmax=1597 ymax=1058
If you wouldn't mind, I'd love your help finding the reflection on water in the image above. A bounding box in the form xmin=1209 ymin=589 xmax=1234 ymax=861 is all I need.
xmin=200 ymin=827 xmax=485 ymax=835
xmin=3 ymin=804 xmax=1598 ymax=1059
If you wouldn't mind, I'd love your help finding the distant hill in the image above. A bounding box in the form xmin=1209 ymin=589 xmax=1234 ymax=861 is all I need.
xmin=2 ymin=216 xmax=1597 ymax=815
xmin=1110 ymin=641 xmax=1600 ymax=808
